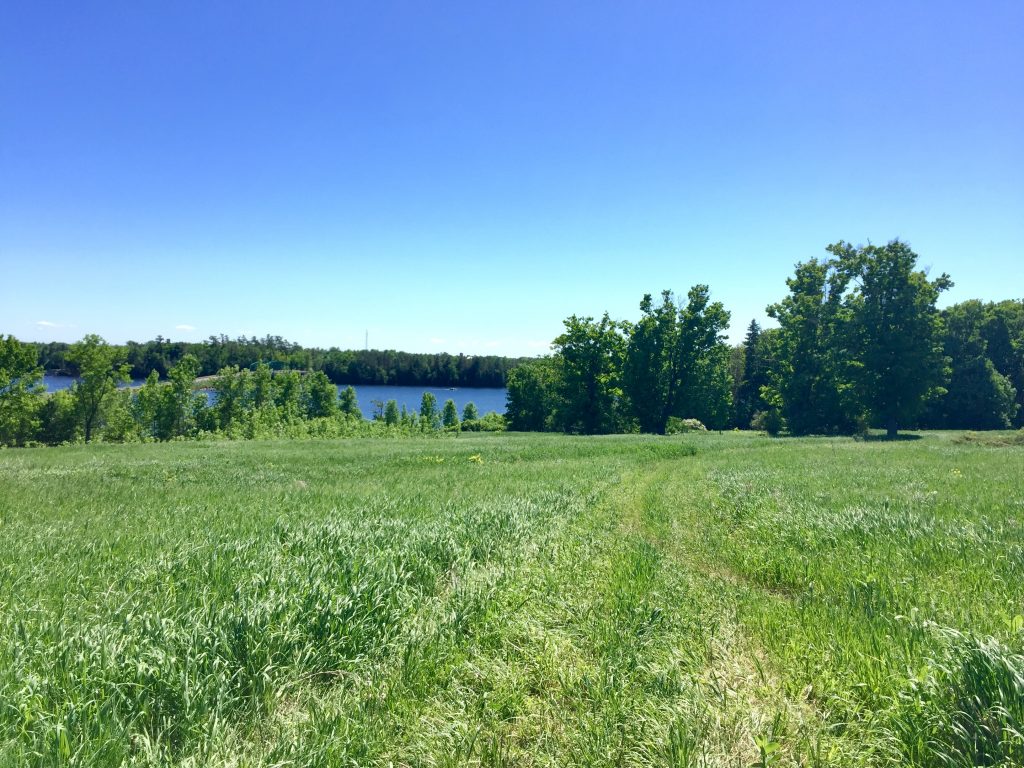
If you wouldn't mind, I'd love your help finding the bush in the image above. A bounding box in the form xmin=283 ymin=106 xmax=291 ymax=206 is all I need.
xmin=461 ymin=412 xmax=507 ymax=432
xmin=750 ymin=409 xmax=784 ymax=436
xmin=666 ymin=417 xmax=707 ymax=434
xmin=36 ymin=390 xmax=79 ymax=445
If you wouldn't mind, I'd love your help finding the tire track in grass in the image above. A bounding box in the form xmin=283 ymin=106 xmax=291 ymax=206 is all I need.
xmin=624 ymin=457 xmax=856 ymax=768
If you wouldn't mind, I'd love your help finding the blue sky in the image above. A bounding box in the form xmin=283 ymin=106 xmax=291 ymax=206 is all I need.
xmin=2 ymin=1 xmax=1021 ymax=356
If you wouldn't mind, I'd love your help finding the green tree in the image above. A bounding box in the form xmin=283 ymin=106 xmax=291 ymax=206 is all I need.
xmin=0 ymin=335 xmax=44 ymax=446
xmin=767 ymin=259 xmax=862 ymax=435
xmin=442 ymin=398 xmax=459 ymax=429
xmin=734 ymin=320 xmax=770 ymax=429
xmin=251 ymin=362 xmax=273 ymax=409
xmin=936 ymin=301 xmax=1017 ymax=429
xmin=37 ymin=389 xmax=78 ymax=444
xmin=167 ymin=354 xmax=203 ymax=436
xmin=383 ymin=399 xmax=400 ymax=426
xmin=836 ymin=240 xmax=952 ymax=437
xmin=461 ymin=401 xmax=479 ymax=422
xmin=272 ymin=369 xmax=303 ymax=419
xmin=621 ymin=287 xmax=732 ymax=434
xmin=210 ymin=366 xmax=251 ymax=433
xmin=339 ymin=386 xmax=361 ymax=418
xmin=419 ymin=391 xmax=440 ymax=430
xmin=67 ymin=334 xmax=130 ymax=442
xmin=134 ymin=370 xmax=166 ymax=438
xmin=981 ymin=300 xmax=1024 ymax=427
xmin=552 ymin=314 xmax=625 ymax=434
xmin=623 ymin=292 xmax=677 ymax=433
xmin=673 ymin=286 xmax=733 ymax=429
xmin=505 ymin=358 xmax=558 ymax=431
xmin=302 ymin=371 xmax=337 ymax=419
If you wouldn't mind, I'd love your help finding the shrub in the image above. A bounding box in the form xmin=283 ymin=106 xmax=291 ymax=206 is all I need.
xmin=665 ymin=417 xmax=707 ymax=434
xmin=751 ymin=409 xmax=784 ymax=436
xmin=461 ymin=413 xmax=507 ymax=432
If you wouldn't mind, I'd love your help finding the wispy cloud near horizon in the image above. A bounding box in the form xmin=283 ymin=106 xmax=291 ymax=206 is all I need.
xmin=175 ymin=324 xmax=196 ymax=331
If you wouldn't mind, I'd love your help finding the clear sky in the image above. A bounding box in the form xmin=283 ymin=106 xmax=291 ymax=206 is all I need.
xmin=2 ymin=1 xmax=1021 ymax=356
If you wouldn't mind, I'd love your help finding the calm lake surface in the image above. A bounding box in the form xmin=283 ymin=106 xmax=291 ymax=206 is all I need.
xmin=341 ymin=385 xmax=507 ymax=418
xmin=43 ymin=375 xmax=147 ymax=391
xmin=42 ymin=376 xmax=507 ymax=419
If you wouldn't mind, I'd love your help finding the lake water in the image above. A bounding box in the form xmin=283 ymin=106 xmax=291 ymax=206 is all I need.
xmin=43 ymin=375 xmax=147 ymax=391
xmin=42 ymin=376 xmax=507 ymax=419
xmin=340 ymin=385 xmax=507 ymax=418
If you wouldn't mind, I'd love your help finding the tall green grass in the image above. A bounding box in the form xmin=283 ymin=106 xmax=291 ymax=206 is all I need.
xmin=1 ymin=432 xmax=1021 ymax=766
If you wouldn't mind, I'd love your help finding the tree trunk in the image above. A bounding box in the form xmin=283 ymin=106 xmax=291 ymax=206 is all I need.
xmin=886 ymin=416 xmax=898 ymax=439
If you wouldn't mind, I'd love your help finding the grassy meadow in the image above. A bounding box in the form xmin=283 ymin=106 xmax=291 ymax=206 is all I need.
xmin=1 ymin=432 xmax=1022 ymax=767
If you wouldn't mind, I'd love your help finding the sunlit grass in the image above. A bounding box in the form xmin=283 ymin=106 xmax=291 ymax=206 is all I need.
xmin=1 ymin=432 xmax=1021 ymax=766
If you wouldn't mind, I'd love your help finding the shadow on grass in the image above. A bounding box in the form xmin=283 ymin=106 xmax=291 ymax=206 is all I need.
xmin=861 ymin=433 xmax=923 ymax=442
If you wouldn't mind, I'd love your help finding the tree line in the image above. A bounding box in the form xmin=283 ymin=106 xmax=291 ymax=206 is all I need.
xmin=36 ymin=335 xmax=524 ymax=389
xmin=506 ymin=240 xmax=1023 ymax=436
xmin=4 ymin=239 xmax=1022 ymax=445
xmin=0 ymin=336 xmax=505 ymax=446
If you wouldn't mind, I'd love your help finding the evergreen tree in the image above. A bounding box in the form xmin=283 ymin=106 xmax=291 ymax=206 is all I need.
xmin=383 ymin=399 xmax=400 ymax=426
xmin=419 ymin=391 xmax=440 ymax=430
xmin=734 ymin=320 xmax=768 ymax=429
xmin=442 ymin=398 xmax=459 ymax=429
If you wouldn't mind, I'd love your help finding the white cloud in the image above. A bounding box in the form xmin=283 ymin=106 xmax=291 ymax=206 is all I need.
xmin=429 ymin=337 xmax=447 ymax=345
xmin=175 ymin=324 xmax=196 ymax=331
xmin=35 ymin=320 xmax=60 ymax=328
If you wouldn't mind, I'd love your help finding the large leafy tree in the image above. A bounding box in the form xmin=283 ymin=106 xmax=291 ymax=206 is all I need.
xmin=338 ymin=385 xmax=361 ymax=418
xmin=623 ymin=292 xmax=677 ymax=433
xmin=622 ymin=287 xmax=732 ymax=433
xmin=552 ymin=314 xmax=625 ymax=434
xmin=767 ymin=258 xmax=863 ymax=435
xmin=302 ymin=370 xmax=338 ymax=419
xmin=936 ymin=301 xmax=1017 ymax=429
xmin=674 ymin=286 xmax=733 ymax=429
xmin=210 ymin=366 xmax=251 ymax=433
xmin=0 ymin=335 xmax=44 ymax=446
xmin=835 ymin=240 xmax=952 ymax=437
xmin=505 ymin=358 xmax=558 ymax=431
xmin=166 ymin=354 xmax=203 ymax=437
xmin=981 ymin=300 xmax=1024 ymax=427
xmin=67 ymin=334 xmax=130 ymax=442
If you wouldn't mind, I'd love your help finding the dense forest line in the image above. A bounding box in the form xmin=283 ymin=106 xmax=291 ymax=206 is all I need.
xmin=36 ymin=337 xmax=524 ymax=389
xmin=506 ymin=240 xmax=1023 ymax=436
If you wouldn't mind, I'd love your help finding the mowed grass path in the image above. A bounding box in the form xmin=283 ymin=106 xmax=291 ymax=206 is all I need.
xmin=1 ymin=433 xmax=1022 ymax=766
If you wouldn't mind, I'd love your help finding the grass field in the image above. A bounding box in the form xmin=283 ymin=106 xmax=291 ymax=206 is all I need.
xmin=1 ymin=432 xmax=1022 ymax=767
